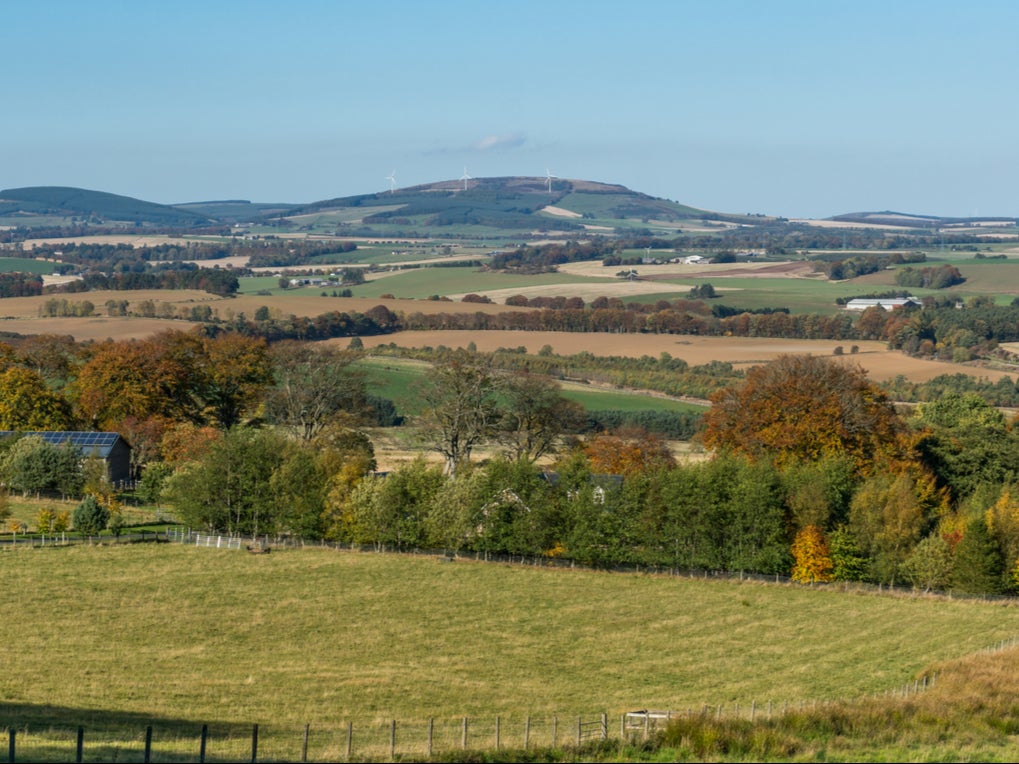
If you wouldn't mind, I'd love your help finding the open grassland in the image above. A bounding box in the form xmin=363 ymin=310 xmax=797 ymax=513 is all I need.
xmin=335 ymin=267 xmax=617 ymax=300
xmin=0 ymin=257 xmax=58 ymax=274
xmin=355 ymin=357 xmax=704 ymax=418
xmin=2 ymin=543 xmax=1019 ymax=733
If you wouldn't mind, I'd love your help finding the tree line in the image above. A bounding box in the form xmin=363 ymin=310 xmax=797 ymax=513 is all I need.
xmin=6 ymin=332 xmax=1019 ymax=596
xmin=159 ymin=353 xmax=1019 ymax=596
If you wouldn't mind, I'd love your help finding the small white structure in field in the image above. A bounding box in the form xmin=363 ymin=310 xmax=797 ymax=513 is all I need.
xmin=845 ymin=297 xmax=922 ymax=311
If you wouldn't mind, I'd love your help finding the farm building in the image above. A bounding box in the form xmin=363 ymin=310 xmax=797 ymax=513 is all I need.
xmin=0 ymin=431 xmax=132 ymax=483
xmin=844 ymin=297 xmax=922 ymax=311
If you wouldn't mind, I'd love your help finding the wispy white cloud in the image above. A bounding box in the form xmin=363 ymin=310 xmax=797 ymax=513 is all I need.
xmin=473 ymin=132 xmax=527 ymax=151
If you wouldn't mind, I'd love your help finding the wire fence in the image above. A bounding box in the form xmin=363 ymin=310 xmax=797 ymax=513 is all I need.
xmin=164 ymin=528 xmax=1019 ymax=604
xmin=3 ymin=670 xmax=970 ymax=764
xmin=5 ymin=524 xmax=1017 ymax=606
xmin=3 ymin=714 xmax=612 ymax=763
xmin=9 ymin=642 xmax=1018 ymax=762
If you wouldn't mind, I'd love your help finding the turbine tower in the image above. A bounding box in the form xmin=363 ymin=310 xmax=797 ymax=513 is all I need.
xmin=545 ymin=168 xmax=557 ymax=195
xmin=460 ymin=166 xmax=471 ymax=190
xmin=386 ymin=171 xmax=397 ymax=194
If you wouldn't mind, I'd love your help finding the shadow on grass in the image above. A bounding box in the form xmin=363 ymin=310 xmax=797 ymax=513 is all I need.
xmin=1 ymin=702 xmax=259 ymax=763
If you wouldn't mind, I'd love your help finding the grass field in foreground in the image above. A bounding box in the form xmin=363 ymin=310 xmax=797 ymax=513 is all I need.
xmin=2 ymin=543 xmax=1019 ymax=734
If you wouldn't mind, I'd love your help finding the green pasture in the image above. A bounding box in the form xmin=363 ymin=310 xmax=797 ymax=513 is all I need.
xmin=923 ymin=259 xmax=1019 ymax=301
xmin=0 ymin=256 xmax=59 ymax=274
xmin=342 ymin=267 xmax=614 ymax=300
xmin=1 ymin=543 xmax=1018 ymax=734
xmin=357 ymin=357 xmax=430 ymax=414
xmin=356 ymin=357 xmax=701 ymax=418
xmin=558 ymin=384 xmax=705 ymax=413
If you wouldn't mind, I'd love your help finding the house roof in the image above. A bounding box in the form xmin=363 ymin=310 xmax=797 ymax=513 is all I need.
xmin=0 ymin=431 xmax=128 ymax=459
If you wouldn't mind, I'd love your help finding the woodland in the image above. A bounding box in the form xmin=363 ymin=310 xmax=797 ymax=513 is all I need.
xmin=2 ymin=322 xmax=1019 ymax=597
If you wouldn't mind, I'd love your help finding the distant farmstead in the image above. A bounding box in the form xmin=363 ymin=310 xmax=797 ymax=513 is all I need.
xmin=844 ymin=297 xmax=922 ymax=311
xmin=0 ymin=431 xmax=131 ymax=483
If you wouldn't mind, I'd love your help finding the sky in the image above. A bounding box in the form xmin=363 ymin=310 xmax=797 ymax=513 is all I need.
xmin=3 ymin=0 xmax=1018 ymax=219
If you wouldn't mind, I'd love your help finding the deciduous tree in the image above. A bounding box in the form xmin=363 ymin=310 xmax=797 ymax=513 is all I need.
xmin=791 ymin=525 xmax=835 ymax=583
xmin=420 ymin=350 xmax=499 ymax=475
xmin=0 ymin=366 xmax=73 ymax=430
xmin=703 ymin=355 xmax=903 ymax=470
xmin=264 ymin=343 xmax=368 ymax=441
xmin=497 ymin=371 xmax=584 ymax=463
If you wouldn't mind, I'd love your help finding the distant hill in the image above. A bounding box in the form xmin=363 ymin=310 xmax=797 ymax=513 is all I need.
xmin=829 ymin=210 xmax=1018 ymax=229
xmin=265 ymin=176 xmax=761 ymax=236
xmin=0 ymin=186 xmax=213 ymax=227
xmin=173 ymin=199 xmax=297 ymax=223
xmin=3 ymin=183 xmax=1014 ymax=236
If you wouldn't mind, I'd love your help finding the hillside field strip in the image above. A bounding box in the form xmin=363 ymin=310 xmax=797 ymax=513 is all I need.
xmin=3 ymin=544 xmax=1019 ymax=730
xmin=349 ymin=330 xmax=1018 ymax=384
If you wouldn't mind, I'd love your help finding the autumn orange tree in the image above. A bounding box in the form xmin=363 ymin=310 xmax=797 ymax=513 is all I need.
xmin=703 ymin=355 xmax=904 ymax=471
xmin=69 ymin=330 xmax=272 ymax=431
xmin=582 ymin=427 xmax=676 ymax=478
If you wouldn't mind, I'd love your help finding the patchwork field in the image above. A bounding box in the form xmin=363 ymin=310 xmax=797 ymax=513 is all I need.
xmin=349 ymin=330 xmax=1018 ymax=384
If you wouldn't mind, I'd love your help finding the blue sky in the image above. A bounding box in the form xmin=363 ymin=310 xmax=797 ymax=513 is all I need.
xmin=3 ymin=0 xmax=1018 ymax=218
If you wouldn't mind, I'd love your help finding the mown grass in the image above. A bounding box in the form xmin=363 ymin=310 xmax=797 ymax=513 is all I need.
xmin=4 ymin=545 xmax=1019 ymax=760
xmin=2 ymin=543 xmax=1018 ymax=730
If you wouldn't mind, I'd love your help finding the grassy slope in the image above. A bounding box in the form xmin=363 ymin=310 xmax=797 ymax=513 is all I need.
xmin=2 ymin=543 xmax=1018 ymax=733
xmin=0 ymin=257 xmax=58 ymax=275
xmin=355 ymin=357 xmax=702 ymax=417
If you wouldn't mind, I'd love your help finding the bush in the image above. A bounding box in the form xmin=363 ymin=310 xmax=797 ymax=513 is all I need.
xmin=73 ymin=495 xmax=110 ymax=537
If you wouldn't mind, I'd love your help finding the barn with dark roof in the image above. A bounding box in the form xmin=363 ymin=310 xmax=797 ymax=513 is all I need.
xmin=0 ymin=431 xmax=131 ymax=483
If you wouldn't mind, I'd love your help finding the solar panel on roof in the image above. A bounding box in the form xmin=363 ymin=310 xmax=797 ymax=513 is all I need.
xmin=0 ymin=431 xmax=122 ymax=459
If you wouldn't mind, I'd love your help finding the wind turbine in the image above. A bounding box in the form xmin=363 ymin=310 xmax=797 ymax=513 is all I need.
xmin=386 ymin=171 xmax=397 ymax=194
xmin=545 ymin=168 xmax=557 ymax=195
xmin=460 ymin=166 xmax=472 ymax=190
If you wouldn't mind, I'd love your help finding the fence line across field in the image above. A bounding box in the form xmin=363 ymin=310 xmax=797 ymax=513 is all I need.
xmin=6 ymin=527 xmax=1019 ymax=607
xmin=2 ymin=673 xmax=961 ymax=764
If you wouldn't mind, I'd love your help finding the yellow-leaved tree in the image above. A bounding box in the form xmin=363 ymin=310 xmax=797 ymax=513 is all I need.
xmin=791 ymin=525 xmax=834 ymax=583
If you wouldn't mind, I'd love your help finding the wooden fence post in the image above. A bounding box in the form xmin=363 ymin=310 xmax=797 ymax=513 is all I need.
xmin=461 ymin=717 xmax=468 ymax=750
xmin=76 ymin=726 xmax=84 ymax=763
xmin=524 ymin=717 xmax=530 ymax=750
xmin=144 ymin=725 xmax=152 ymax=763
xmin=601 ymin=713 xmax=607 ymax=740
xmin=345 ymin=722 xmax=352 ymax=760
xmin=301 ymin=724 xmax=309 ymax=763
xmin=389 ymin=719 xmax=396 ymax=761
xmin=199 ymin=724 xmax=208 ymax=763
xmin=7 ymin=727 xmax=14 ymax=764
xmin=428 ymin=718 xmax=434 ymax=758
xmin=495 ymin=716 xmax=500 ymax=750
xmin=250 ymin=723 xmax=258 ymax=764
xmin=575 ymin=716 xmax=581 ymax=746
xmin=552 ymin=715 xmax=557 ymax=748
